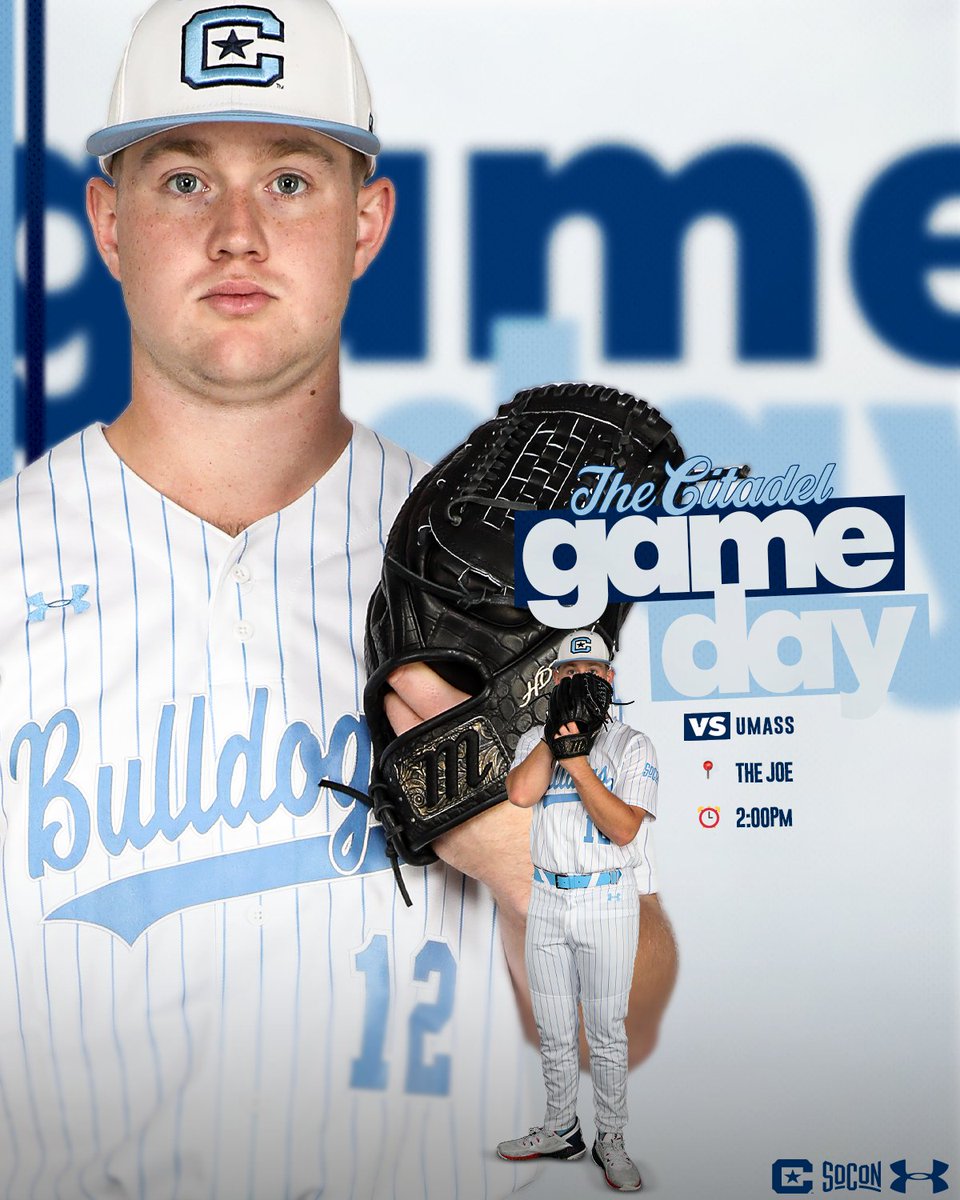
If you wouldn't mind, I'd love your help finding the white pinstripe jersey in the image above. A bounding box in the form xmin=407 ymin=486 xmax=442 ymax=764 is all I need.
xmin=513 ymin=720 xmax=659 ymax=885
xmin=0 ymin=423 xmax=534 ymax=1200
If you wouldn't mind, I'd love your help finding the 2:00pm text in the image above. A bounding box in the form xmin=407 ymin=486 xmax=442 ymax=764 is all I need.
xmin=736 ymin=806 xmax=793 ymax=828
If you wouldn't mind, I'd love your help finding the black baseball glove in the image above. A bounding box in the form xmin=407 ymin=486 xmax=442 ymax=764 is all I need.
xmin=351 ymin=382 xmax=685 ymax=903
xmin=544 ymin=672 xmax=613 ymax=759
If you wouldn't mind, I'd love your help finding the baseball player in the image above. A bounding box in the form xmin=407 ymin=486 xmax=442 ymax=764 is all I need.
xmin=0 ymin=1 xmax=675 ymax=1195
xmin=496 ymin=630 xmax=655 ymax=1191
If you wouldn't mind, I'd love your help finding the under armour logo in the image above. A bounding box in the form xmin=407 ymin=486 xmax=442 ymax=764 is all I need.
xmin=890 ymin=1160 xmax=949 ymax=1194
xmin=27 ymin=585 xmax=90 ymax=623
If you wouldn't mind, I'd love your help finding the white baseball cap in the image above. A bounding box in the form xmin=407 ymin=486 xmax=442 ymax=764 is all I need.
xmin=553 ymin=630 xmax=612 ymax=667
xmin=87 ymin=0 xmax=380 ymax=178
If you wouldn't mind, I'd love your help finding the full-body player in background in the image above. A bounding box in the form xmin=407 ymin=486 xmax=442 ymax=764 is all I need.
xmin=497 ymin=630 xmax=655 ymax=1191
xmin=0 ymin=1 xmax=676 ymax=1195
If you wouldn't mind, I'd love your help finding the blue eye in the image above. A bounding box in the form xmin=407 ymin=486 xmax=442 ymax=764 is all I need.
xmin=167 ymin=173 xmax=202 ymax=195
xmin=271 ymin=174 xmax=307 ymax=195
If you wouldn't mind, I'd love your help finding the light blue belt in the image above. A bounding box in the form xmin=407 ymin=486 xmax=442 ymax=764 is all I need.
xmin=533 ymin=867 xmax=622 ymax=889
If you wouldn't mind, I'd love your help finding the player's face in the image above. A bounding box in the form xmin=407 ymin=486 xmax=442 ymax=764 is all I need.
xmin=553 ymin=662 xmax=614 ymax=683
xmin=86 ymin=123 xmax=393 ymax=403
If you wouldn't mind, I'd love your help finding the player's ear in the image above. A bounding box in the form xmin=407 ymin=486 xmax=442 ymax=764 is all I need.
xmin=86 ymin=177 xmax=122 ymax=283
xmin=352 ymin=176 xmax=395 ymax=281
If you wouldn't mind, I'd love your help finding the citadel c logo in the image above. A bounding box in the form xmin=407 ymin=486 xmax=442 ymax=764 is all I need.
xmin=181 ymin=6 xmax=284 ymax=89
xmin=772 ymin=1159 xmax=813 ymax=1195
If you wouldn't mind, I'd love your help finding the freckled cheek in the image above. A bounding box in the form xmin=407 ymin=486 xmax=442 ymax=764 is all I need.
xmin=278 ymin=225 xmax=356 ymax=327
xmin=117 ymin=218 xmax=197 ymax=334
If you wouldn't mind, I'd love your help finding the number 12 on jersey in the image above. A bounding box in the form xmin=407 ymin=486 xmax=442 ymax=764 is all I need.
xmin=351 ymin=934 xmax=456 ymax=1096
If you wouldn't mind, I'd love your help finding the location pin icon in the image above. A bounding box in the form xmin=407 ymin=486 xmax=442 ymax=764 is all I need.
xmin=703 ymin=760 xmax=713 ymax=780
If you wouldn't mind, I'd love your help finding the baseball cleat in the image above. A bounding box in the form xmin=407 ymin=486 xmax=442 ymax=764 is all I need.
xmin=496 ymin=1118 xmax=586 ymax=1161
xmin=592 ymin=1131 xmax=642 ymax=1190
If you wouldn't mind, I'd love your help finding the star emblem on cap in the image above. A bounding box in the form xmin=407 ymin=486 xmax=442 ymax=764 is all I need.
xmin=212 ymin=28 xmax=255 ymax=60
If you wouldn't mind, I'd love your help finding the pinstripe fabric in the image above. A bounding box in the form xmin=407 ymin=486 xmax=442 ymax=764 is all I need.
xmin=513 ymin=720 xmax=659 ymax=881
xmin=0 ymin=423 xmax=534 ymax=1200
xmin=515 ymin=713 xmax=653 ymax=1136
xmin=527 ymin=881 xmax=640 ymax=1134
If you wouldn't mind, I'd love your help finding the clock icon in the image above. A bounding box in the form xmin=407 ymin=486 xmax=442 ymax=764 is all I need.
xmin=698 ymin=806 xmax=720 ymax=829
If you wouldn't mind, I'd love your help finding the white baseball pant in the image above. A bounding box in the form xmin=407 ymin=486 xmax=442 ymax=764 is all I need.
xmin=525 ymin=876 xmax=640 ymax=1133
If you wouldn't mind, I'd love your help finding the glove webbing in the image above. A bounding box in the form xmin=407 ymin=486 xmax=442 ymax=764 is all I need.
xmin=460 ymin=417 xmax=532 ymax=487
xmin=384 ymin=554 xmax=515 ymax=608
xmin=444 ymin=491 xmax=537 ymax=526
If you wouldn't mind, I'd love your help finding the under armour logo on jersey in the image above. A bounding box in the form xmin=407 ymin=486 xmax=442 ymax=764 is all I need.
xmin=181 ymin=7 xmax=284 ymax=89
xmin=890 ymin=1160 xmax=949 ymax=1194
xmin=27 ymin=585 xmax=90 ymax=623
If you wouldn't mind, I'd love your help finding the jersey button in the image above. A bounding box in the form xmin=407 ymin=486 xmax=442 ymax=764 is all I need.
xmin=230 ymin=564 xmax=252 ymax=584
xmin=235 ymin=620 xmax=254 ymax=642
